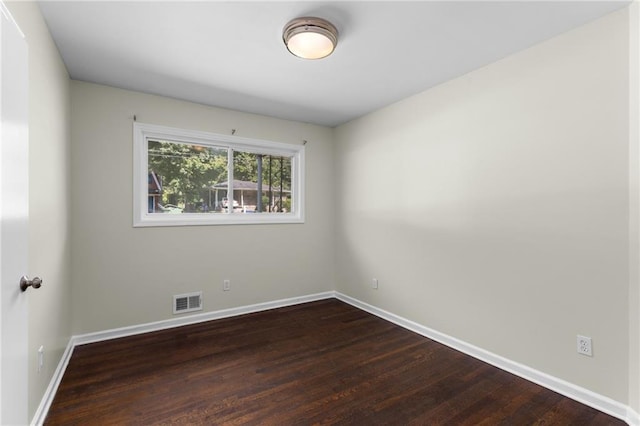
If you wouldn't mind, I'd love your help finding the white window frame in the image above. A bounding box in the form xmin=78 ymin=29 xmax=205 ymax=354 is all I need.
xmin=133 ymin=122 xmax=305 ymax=227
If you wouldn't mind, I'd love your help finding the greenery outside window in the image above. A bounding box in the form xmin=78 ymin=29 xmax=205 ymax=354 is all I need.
xmin=133 ymin=123 xmax=304 ymax=226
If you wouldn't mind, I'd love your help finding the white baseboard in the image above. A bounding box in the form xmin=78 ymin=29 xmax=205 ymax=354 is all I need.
xmin=73 ymin=291 xmax=335 ymax=346
xmin=628 ymin=407 xmax=640 ymax=426
xmin=334 ymin=292 xmax=632 ymax=425
xmin=30 ymin=338 xmax=75 ymax=426
xmin=33 ymin=290 xmax=635 ymax=425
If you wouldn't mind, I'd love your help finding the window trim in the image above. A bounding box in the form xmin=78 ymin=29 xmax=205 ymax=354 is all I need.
xmin=133 ymin=122 xmax=305 ymax=227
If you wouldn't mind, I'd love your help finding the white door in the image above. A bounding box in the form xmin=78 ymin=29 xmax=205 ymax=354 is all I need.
xmin=0 ymin=3 xmax=29 ymax=425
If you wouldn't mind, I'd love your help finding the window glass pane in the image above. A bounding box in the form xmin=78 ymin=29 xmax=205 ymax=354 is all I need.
xmin=148 ymin=140 xmax=228 ymax=214
xmin=232 ymin=151 xmax=293 ymax=214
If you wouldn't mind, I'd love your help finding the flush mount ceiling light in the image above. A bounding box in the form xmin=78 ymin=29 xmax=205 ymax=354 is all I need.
xmin=283 ymin=17 xmax=338 ymax=60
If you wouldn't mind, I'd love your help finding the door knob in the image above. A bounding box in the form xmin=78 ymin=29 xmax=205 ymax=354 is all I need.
xmin=20 ymin=276 xmax=42 ymax=292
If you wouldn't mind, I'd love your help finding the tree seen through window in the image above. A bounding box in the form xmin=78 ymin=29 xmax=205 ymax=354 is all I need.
xmin=148 ymin=140 xmax=292 ymax=213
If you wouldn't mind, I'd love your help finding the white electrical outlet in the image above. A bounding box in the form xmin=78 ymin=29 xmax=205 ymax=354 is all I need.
xmin=577 ymin=335 xmax=593 ymax=357
xmin=372 ymin=278 xmax=378 ymax=290
xmin=37 ymin=346 xmax=44 ymax=373
xmin=223 ymin=279 xmax=231 ymax=291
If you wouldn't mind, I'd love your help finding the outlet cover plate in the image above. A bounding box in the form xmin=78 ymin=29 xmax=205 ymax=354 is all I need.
xmin=577 ymin=335 xmax=593 ymax=357
xmin=37 ymin=345 xmax=44 ymax=373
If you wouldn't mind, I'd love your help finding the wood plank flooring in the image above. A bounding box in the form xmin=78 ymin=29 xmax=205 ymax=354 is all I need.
xmin=45 ymin=299 xmax=624 ymax=425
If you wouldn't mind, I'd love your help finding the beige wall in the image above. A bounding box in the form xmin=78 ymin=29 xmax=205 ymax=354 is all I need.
xmin=630 ymin=1 xmax=640 ymax=414
xmin=5 ymin=1 xmax=72 ymax=419
xmin=70 ymin=82 xmax=335 ymax=334
xmin=335 ymin=8 xmax=630 ymax=404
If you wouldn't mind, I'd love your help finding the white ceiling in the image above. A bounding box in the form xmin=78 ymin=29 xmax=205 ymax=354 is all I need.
xmin=38 ymin=1 xmax=629 ymax=127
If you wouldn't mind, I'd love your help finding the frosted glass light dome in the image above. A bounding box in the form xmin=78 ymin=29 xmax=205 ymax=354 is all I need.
xmin=283 ymin=17 xmax=338 ymax=60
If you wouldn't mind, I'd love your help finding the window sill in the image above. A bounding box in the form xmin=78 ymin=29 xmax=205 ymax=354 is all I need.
xmin=133 ymin=213 xmax=304 ymax=227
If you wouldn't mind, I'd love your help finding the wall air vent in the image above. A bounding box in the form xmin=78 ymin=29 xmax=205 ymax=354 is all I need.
xmin=173 ymin=291 xmax=202 ymax=314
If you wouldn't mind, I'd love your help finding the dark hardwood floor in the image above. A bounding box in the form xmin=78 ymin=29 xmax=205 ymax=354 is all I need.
xmin=45 ymin=299 xmax=624 ymax=425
